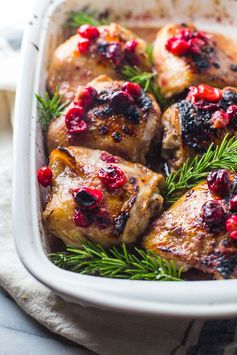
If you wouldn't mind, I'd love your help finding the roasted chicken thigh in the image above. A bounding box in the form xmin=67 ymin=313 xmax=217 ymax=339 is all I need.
xmin=43 ymin=146 xmax=164 ymax=248
xmin=47 ymin=75 xmax=161 ymax=164
xmin=143 ymin=171 xmax=237 ymax=279
xmin=162 ymin=85 xmax=237 ymax=170
xmin=47 ymin=23 xmax=151 ymax=101
xmin=153 ymin=23 xmax=237 ymax=98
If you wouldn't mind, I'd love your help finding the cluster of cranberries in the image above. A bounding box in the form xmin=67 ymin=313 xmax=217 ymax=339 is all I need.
xmin=187 ymin=84 xmax=237 ymax=129
xmin=111 ymin=82 xmax=142 ymax=118
xmin=72 ymin=187 xmax=110 ymax=228
xmin=77 ymin=24 xmax=138 ymax=68
xmin=65 ymin=86 xmax=97 ymax=135
xmin=166 ymin=28 xmax=210 ymax=57
xmin=201 ymin=169 xmax=237 ymax=240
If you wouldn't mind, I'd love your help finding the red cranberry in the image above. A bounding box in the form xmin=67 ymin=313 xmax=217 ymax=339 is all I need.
xmin=125 ymin=39 xmax=138 ymax=52
xmin=187 ymin=84 xmax=222 ymax=103
xmin=98 ymin=165 xmax=127 ymax=189
xmin=110 ymin=91 xmax=134 ymax=113
xmin=37 ymin=166 xmax=53 ymax=187
xmin=226 ymin=214 xmax=237 ymax=233
xmin=107 ymin=42 xmax=123 ymax=66
xmin=65 ymin=107 xmax=87 ymax=134
xmin=123 ymin=82 xmax=141 ymax=98
xmin=210 ymin=110 xmax=230 ymax=129
xmin=227 ymin=105 xmax=237 ymax=120
xmin=207 ymin=169 xmax=231 ymax=197
xmin=100 ymin=152 xmax=117 ymax=163
xmin=76 ymin=86 xmax=97 ymax=108
xmin=72 ymin=187 xmax=103 ymax=209
xmin=94 ymin=208 xmax=110 ymax=229
xmin=188 ymin=37 xmax=204 ymax=54
xmin=78 ymin=38 xmax=90 ymax=54
xmin=201 ymin=200 xmax=225 ymax=226
xmin=166 ymin=38 xmax=190 ymax=56
xmin=230 ymin=195 xmax=237 ymax=211
xmin=229 ymin=230 xmax=237 ymax=240
xmin=78 ymin=25 xmax=99 ymax=39
xmin=73 ymin=209 xmax=92 ymax=227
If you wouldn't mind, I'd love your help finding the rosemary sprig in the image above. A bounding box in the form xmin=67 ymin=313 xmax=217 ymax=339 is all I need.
xmin=49 ymin=242 xmax=182 ymax=281
xmin=66 ymin=11 xmax=104 ymax=28
xmin=165 ymin=134 xmax=237 ymax=204
xmin=35 ymin=91 xmax=69 ymax=129
xmin=146 ymin=43 xmax=154 ymax=65
xmin=122 ymin=65 xmax=167 ymax=109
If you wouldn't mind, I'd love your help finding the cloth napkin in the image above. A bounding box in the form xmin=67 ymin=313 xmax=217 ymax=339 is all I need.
xmin=1 ymin=34 xmax=237 ymax=355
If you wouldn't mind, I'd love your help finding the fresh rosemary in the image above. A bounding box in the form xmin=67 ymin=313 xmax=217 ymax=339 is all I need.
xmin=146 ymin=43 xmax=154 ymax=65
xmin=122 ymin=65 xmax=167 ymax=109
xmin=35 ymin=91 xmax=69 ymax=129
xmin=49 ymin=242 xmax=182 ymax=281
xmin=165 ymin=134 xmax=237 ymax=204
xmin=66 ymin=11 xmax=104 ymax=28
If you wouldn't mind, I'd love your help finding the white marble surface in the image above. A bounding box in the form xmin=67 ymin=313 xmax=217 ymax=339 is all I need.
xmin=0 ymin=287 xmax=94 ymax=355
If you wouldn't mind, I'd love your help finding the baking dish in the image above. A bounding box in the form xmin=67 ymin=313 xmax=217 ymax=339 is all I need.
xmin=13 ymin=0 xmax=237 ymax=318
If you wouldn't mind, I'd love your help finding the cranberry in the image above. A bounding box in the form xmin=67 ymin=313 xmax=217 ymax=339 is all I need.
xmin=207 ymin=169 xmax=231 ymax=197
xmin=65 ymin=107 xmax=87 ymax=134
xmin=229 ymin=230 xmax=237 ymax=240
xmin=227 ymin=105 xmax=237 ymax=120
xmin=94 ymin=208 xmax=110 ymax=229
xmin=78 ymin=38 xmax=90 ymax=54
xmin=210 ymin=110 xmax=230 ymax=129
xmin=123 ymin=82 xmax=141 ymax=98
xmin=73 ymin=209 xmax=92 ymax=227
xmin=72 ymin=187 xmax=103 ymax=209
xmin=230 ymin=195 xmax=237 ymax=211
xmin=100 ymin=152 xmax=117 ymax=163
xmin=107 ymin=42 xmax=123 ymax=66
xmin=76 ymin=86 xmax=97 ymax=108
xmin=125 ymin=39 xmax=138 ymax=52
xmin=78 ymin=25 xmax=99 ymax=39
xmin=201 ymin=200 xmax=225 ymax=226
xmin=98 ymin=165 xmax=127 ymax=189
xmin=166 ymin=38 xmax=190 ymax=56
xmin=110 ymin=91 xmax=133 ymax=113
xmin=226 ymin=214 xmax=237 ymax=233
xmin=37 ymin=166 xmax=53 ymax=187
xmin=187 ymin=84 xmax=222 ymax=103
xmin=188 ymin=37 xmax=205 ymax=54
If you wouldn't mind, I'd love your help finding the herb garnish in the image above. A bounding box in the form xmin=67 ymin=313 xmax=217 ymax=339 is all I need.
xmin=49 ymin=242 xmax=182 ymax=281
xmin=35 ymin=91 xmax=69 ymax=129
xmin=165 ymin=134 xmax=237 ymax=204
xmin=66 ymin=11 xmax=104 ymax=28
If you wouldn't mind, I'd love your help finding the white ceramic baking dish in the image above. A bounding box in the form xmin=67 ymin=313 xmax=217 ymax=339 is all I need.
xmin=13 ymin=0 xmax=237 ymax=318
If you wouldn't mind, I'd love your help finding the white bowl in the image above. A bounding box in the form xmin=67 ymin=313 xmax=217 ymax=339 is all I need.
xmin=13 ymin=0 xmax=237 ymax=318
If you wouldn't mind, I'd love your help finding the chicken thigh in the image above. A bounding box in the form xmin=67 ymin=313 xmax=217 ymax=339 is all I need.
xmin=47 ymin=75 xmax=161 ymax=164
xmin=153 ymin=23 xmax=237 ymax=98
xmin=47 ymin=23 xmax=151 ymax=101
xmin=43 ymin=146 xmax=164 ymax=248
xmin=143 ymin=171 xmax=237 ymax=279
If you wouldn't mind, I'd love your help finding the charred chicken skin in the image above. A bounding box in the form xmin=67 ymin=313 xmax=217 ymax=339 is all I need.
xmin=143 ymin=170 xmax=237 ymax=279
xmin=47 ymin=23 xmax=151 ymax=101
xmin=161 ymin=85 xmax=237 ymax=170
xmin=153 ymin=23 xmax=237 ymax=98
xmin=43 ymin=146 xmax=164 ymax=248
xmin=47 ymin=75 xmax=161 ymax=164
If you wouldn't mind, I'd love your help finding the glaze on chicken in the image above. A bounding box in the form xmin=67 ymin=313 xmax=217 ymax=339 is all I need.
xmin=153 ymin=23 xmax=237 ymax=98
xmin=143 ymin=173 xmax=237 ymax=280
xmin=161 ymin=85 xmax=237 ymax=170
xmin=47 ymin=23 xmax=151 ymax=101
xmin=47 ymin=75 xmax=161 ymax=164
xmin=43 ymin=146 xmax=164 ymax=248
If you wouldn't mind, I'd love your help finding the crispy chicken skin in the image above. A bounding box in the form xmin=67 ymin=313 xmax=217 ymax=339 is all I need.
xmin=47 ymin=23 xmax=151 ymax=101
xmin=143 ymin=176 xmax=237 ymax=279
xmin=43 ymin=146 xmax=165 ymax=248
xmin=153 ymin=24 xmax=237 ymax=98
xmin=162 ymin=86 xmax=237 ymax=171
xmin=47 ymin=75 xmax=161 ymax=164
